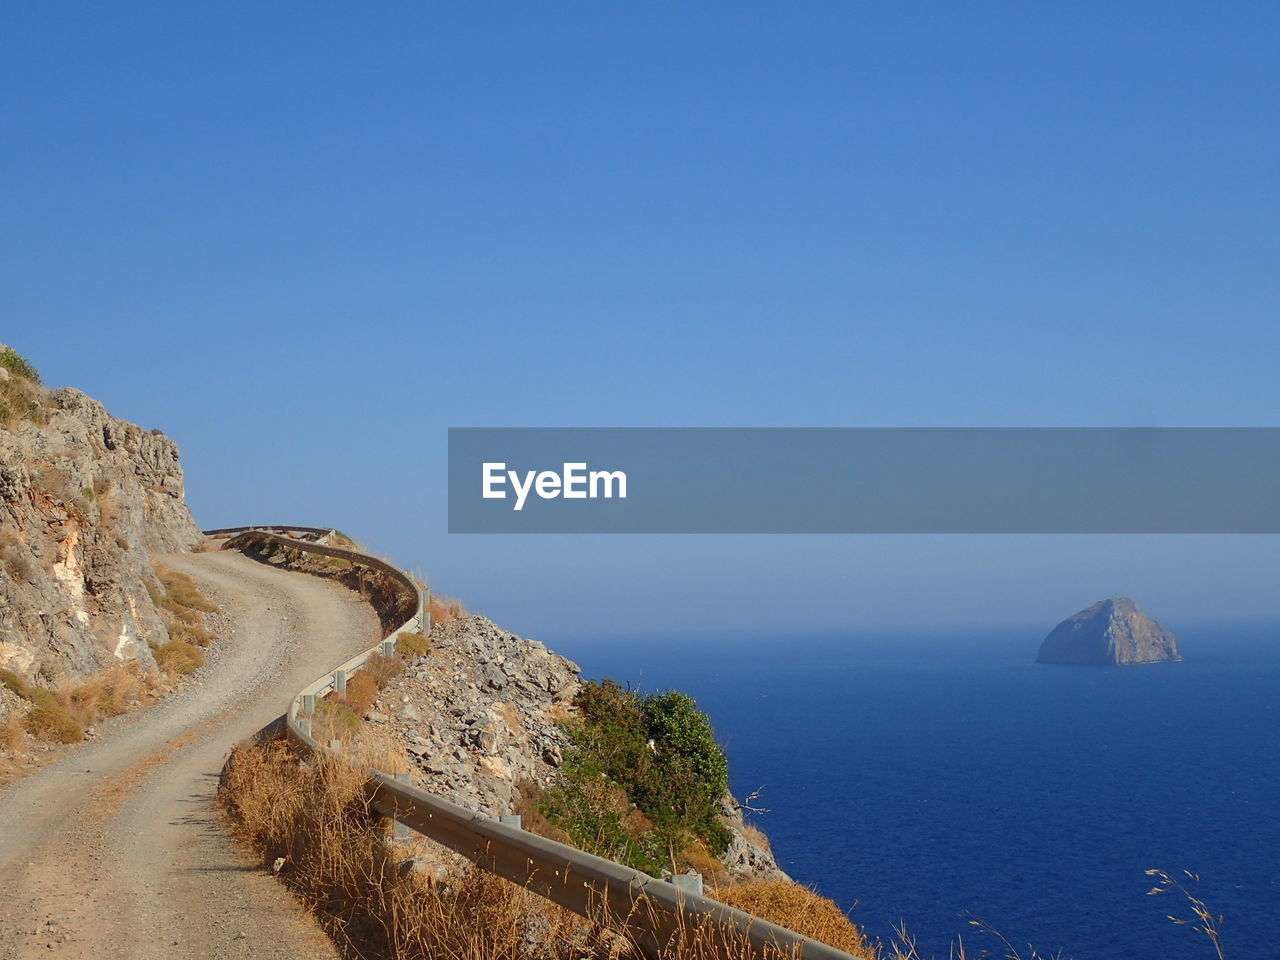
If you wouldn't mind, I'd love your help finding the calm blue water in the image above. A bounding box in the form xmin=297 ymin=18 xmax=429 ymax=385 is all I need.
xmin=548 ymin=625 xmax=1279 ymax=960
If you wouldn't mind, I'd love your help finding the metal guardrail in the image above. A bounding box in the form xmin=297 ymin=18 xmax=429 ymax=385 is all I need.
xmin=210 ymin=525 xmax=857 ymax=960
xmin=204 ymin=525 xmax=337 ymax=538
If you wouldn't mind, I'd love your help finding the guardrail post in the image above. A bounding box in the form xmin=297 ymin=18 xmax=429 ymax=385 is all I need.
xmin=498 ymin=814 xmax=522 ymax=829
xmin=334 ymin=669 xmax=346 ymax=695
xmin=381 ymin=638 xmax=396 ymax=658
xmin=419 ymin=588 xmax=431 ymax=634
xmin=298 ymin=718 xmax=312 ymax=737
xmin=670 ymin=872 xmax=704 ymax=897
xmin=393 ymin=772 xmax=411 ymax=840
xmin=301 ymin=693 xmax=315 ymax=714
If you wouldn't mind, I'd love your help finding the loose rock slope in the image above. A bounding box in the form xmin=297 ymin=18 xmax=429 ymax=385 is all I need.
xmin=364 ymin=612 xmax=789 ymax=881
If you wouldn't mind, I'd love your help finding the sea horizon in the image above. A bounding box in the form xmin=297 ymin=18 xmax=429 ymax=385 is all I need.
xmin=549 ymin=621 xmax=1280 ymax=959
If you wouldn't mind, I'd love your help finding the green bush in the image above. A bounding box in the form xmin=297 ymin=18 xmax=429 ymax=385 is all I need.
xmin=643 ymin=690 xmax=729 ymax=799
xmin=0 ymin=348 xmax=40 ymax=384
xmin=538 ymin=679 xmax=732 ymax=876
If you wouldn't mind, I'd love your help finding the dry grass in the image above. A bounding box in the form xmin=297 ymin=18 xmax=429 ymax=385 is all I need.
xmin=220 ymin=740 xmax=578 ymax=958
xmin=1 ymin=667 xmax=31 ymax=700
xmin=164 ymin=618 xmax=214 ymax=647
xmin=3 ymin=712 xmax=29 ymax=751
xmin=65 ymin=663 xmax=162 ymax=721
xmin=711 ymin=880 xmax=873 ymax=958
xmin=0 ymin=350 xmax=43 ymax=427
xmin=24 ymin=689 xmax=84 ymax=743
xmin=740 ymin=823 xmax=772 ymax=853
xmin=514 ymin=778 xmax=575 ymax=845
xmin=361 ymin=651 xmax=405 ymax=687
xmin=397 ymin=630 xmax=431 ymax=659
xmin=2 ymin=661 xmax=170 ymax=747
xmin=1148 ymin=869 xmax=1227 ymax=960
xmin=153 ymin=640 xmax=205 ymax=675
xmin=342 ymin=671 xmax=381 ymax=717
xmin=146 ymin=562 xmax=219 ymax=676
xmin=153 ymin=563 xmax=220 ymax=615
xmin=222 ymin=741 xmax=836 ymax=960
xmin=427 ymin=594 xmax=467 ymax=625
xmin=323 ymin=651 xmax=410 ymax=731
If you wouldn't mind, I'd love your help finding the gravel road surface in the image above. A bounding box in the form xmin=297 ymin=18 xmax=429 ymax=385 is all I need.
xmin=0 ymin=548 xmax=380 ymax=959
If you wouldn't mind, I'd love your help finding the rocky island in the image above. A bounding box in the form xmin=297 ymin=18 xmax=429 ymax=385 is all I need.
xmin=1037 ymin=597 xmax=1181 ymax=665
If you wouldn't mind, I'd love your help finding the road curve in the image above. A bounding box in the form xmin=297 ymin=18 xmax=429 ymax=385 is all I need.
xmin=0 ymin=548 xmax=381 ymax=960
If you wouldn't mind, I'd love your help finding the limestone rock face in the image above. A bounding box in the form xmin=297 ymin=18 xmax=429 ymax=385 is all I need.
xmin=1037 ymin=598 xmax=1181 ymax=665
xmin=0 ymin=382 xmax=201 ymax=693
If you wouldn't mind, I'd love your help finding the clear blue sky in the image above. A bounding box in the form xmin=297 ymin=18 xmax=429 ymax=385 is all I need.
xmin=5 ymin=3 xmax=1279 ymax=638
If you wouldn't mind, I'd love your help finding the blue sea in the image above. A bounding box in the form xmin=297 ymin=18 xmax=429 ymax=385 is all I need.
xmin=548 ymin=624 xmax=1279 ymax=960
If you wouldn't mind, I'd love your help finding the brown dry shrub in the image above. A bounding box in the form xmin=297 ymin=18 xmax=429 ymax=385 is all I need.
xmin=222 ymin=743 xmax=859 ymax=960
xmin=154 ymin=564 xmax=220 ymax=613
xmin=3 ymin=713 xmax=27 ymax=751
xmin=360 ymin=652 xmax=403 ymax=688
xmin=711 ymin=880 xmax=874 ymax=958
xmin=153 ymin=640 xmax=205 ymax=676
xmin=513 ymin=778 xmax=575 ymax=845
xmin=147 ymin=563 xmax=219 ymax=655
xmin=220 ymin=743 xmax=609 ymax=960
xmin=0 ymin=668 xmax=31 ymax=700
xmin=427 ymin=594 xmax=467 ymax=625
xmin=680 ymin=840 xmax=730 ymax=887
xmin=342 ymin=671 xmax=380 ymax=717
xmin=24 ymin=690 xmax=84 ymax=743
xmin=316 ymin=699 xmax=363 ymax=740
xmin=396 ymin=630 xmax=430 ymax=659
xmin=63 ymin=664 xmax=164 ymax=726
xmin=161 ymin=601 xmax=201 ymax=625
xmin=166 ymin=619 xmax=213 ymax=647
xmin=0 ymin=367 xmax=42 ymax=427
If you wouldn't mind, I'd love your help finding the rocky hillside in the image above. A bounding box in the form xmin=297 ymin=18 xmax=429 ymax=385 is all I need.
xmin=363 ymin=613 xmax=788 ymax=882
xmin=0 ymin=345 xmax=201 ymax=706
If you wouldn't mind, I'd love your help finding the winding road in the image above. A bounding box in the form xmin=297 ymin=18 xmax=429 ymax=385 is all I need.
xmin=0 ymin=548 xmax=380 ymax=959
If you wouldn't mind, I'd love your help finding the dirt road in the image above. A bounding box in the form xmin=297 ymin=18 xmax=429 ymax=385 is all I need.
xmin=0 ymin=548 xmax=381 ymax=959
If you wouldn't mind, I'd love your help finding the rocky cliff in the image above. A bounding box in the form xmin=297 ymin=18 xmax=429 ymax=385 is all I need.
xmin=356 ymin=613 xmax=789 ymax=881
xmin=1036 ymin=597 xmax=1181 ymax=665
xmin=0 ymin=347 xmax=201 ymax=704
